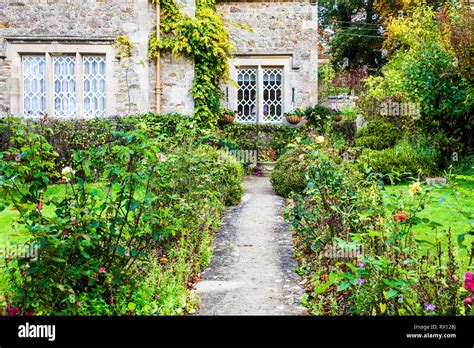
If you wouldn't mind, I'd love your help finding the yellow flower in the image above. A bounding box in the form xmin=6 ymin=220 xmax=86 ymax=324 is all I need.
xmin=315 ymin=136 xmax=325 ymax=144
xmin=408 ymin=182 xmax=422 ymax=196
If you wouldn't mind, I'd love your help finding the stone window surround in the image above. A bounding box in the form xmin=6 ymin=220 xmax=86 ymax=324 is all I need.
xmin=228 ymin=55 xmax=294 ymax=124
xmin=6 ymin=40 xmax=116 ymax=118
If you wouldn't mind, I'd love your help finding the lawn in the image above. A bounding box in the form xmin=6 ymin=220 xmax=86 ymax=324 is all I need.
xmin=0 ymin=183 xmax=110 ymax=248
xmin=384 ymin=176 xmax=474 ymax=264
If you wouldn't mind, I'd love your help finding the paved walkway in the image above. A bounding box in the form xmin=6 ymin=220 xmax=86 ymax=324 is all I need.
xmin=195 ymin=176 xmax=304 ymax=315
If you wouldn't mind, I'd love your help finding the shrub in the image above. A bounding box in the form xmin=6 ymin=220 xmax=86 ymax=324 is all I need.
xmin=331 ymin=119 xmax=357 ymax=146
xmin=0 ymin=121 xmax=242 ymax=315
xmin=304 ymin=104 xmax=335 ymax=132
xmin=1 ymin=124 xmax=172 ymax=315
xmin=215 ymin=151 xmax=244 ymax=206
xmin=357 ymin=141 xmax=438 ymax=180
xmin=288 ymin=145 xmax=466 ymax=316
xmin=271 ymin=147 xmax=308 ymax=198
xmin=0 ymin=116 xmax=136 ymax=179
xmin=355 ymin=118 xmax=402 ymax=150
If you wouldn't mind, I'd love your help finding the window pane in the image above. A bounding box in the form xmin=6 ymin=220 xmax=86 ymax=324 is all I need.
xmin=83 ymin=56 xmax=106 ymax=117
xmin=262 ymin=68 xmax=283 ymax=122
xmin=23 ymin=55 xmax=46 ymax=118
xmin=53 ymin=56 xmax=77 ymax=117
xmin=236 ymin=68 xmax=257 ymax=123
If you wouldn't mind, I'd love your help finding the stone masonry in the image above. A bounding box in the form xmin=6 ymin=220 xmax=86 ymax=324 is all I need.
xmin=0 ymin=0 xmax=317 ymax=118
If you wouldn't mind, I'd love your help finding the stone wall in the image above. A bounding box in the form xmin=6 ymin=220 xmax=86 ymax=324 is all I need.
xmin=217 ymin=0 xmax=318 ymax=109
xmin=0 ymin=0 xmax=158 ymax=116
xmin=0 ymin=0 xmax=318 ymax=118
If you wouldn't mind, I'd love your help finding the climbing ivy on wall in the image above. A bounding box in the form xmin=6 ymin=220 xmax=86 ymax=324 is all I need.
xmin=149 ymin=0 xmax=234 ymax=127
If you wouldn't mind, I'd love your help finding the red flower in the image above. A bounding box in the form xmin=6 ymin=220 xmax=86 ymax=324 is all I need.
xmin=464 ymin=272 xmax=474 ymax=291
xmin=6 ymin=306 xmax=19 ymax=316
xmin=62 ymin=229 xmax=68 ymax=236
xmin=37 ymin=203 xmax=43 ymax=211
xmin=395 ymin=211 xmax=408 ymax=222
xmin=99 ymin=267 xmax=106 ymax=274
xmin=464 ymin=297 xmax=472 ymax=306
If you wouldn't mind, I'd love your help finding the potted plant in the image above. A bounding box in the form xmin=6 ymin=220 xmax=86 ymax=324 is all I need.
xmin=285 ymin=108 xmax=305 ymax=124
xmin=334 ymin=113 xmax=343 ymax=122
xmin=258 ymin=147 xmax=278 ymax=177
xmin=221 ymin=109 xmax=237 ymax=123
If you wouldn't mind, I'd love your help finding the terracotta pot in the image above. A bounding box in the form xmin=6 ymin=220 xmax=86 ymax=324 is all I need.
xmin=221 ymin=114 xmax=235 ymax=123
xmin=334 ymin=114 xmax=343 ymax=122
xmin=286 ymin=115 xmax=302 ymax=124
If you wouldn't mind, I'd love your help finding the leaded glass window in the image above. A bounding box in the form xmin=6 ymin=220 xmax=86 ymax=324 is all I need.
xmin=22 ymin=55 xmax=46 ymax=117
xmin=53 ymin=56 xmax=77 ymax=117
xmin=83 ymin=56 xmax=106 ymax=117
xmin=262 ymin=68 xmax=283 ymax=122
xmin=235 ymin=65 xmax=284 ymax=124
xmin=237 ymin=68 xmax=257 ymax=122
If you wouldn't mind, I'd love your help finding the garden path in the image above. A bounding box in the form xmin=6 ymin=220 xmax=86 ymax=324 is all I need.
xmin=195 ymin=176 xmax=305 ymax=315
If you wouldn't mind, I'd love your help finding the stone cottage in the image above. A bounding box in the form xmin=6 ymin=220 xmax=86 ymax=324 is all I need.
xmin=0 ymin=0 xmax=318 ymax=124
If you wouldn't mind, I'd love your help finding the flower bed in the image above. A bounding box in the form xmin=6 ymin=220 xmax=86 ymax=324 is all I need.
xmin=280 ymin=141 xmax=473 ymax=316
xmin=0 ymin=117 xmax=243 ymax=315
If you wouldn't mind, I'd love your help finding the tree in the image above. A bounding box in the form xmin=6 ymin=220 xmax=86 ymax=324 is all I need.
xmin=319 ymin=0 xmax=385 ymax=72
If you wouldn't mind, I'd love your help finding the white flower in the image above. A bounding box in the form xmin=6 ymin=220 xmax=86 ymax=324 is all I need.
xmin=61 ymin=167 xmax=76 ymax=176
xmin=156 ymin=153 xmax=167 ymax=162
xmin=61 ymin=166 xmax=76 ymax=182
xmin=315 ymin=136 xmax=325 ymax=144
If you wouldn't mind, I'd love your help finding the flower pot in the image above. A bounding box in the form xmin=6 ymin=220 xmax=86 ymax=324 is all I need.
xmin=258 ymin=161 xmax=277 ymax=177
xmin=286 ymin=115 xmax=302 ymax=124
xmin=221 ymin=114 xmax=235 ymax=123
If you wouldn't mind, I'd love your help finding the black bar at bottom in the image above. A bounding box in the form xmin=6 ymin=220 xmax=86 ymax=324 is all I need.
xmin=0 ymin=316 xmax=472 ymax=347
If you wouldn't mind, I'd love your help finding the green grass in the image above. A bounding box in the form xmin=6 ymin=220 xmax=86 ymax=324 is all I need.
xmin=384 ymin=176 xmax=474 ymax=263
xmin=0 ymin=183 xmax=111 ymax=248
xmin=0 ymin=185 xmax=68 ymax=247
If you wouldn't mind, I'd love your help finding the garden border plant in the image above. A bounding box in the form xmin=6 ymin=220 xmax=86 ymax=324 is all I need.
xmin=0 ymin=117 xmax=243 ymax=315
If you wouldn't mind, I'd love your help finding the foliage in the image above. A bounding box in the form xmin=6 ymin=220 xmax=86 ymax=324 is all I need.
xmin=362 ymin=4 xmax=474 ymax=148
xmin=149 ymin=0 xmax=234 ymax=127
xmin=216 ymin=122 xmax=314 ymax=160
xmin=355 ymin=118 xmax=402 ymax=150
xmin=356 ymin=140 xmax=438 ymax=180
xmin=0 ymin=118 xmax=242 ymax=315
xmin=287 ymin=143 xmax=470 ymax=316
xmin=214 ymin=150 xmax=244 ymax=206
xmin=331 ymin=118 xmax=357 ymax=146
xmin=271 ymin=146 xmax=309 ymax=198
xmin=318 ymin=0 xmax=385 ymax=71
xmin=221 ymin=108 xmax=236 ymax=117
xmin=303 ymin=104 xmax=335 ymax=133
xmin=0 ymin=116 xmax=136 ymax=180
xmin=439 ymin=2 xmax=474 ymax=83
xmin=113 ymin=36 xmax=134 ymax=62
xmin=403 ymin=39 xmax=473 ymax=146
xmin=285 ymin=108 xmax=305 ymax=118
